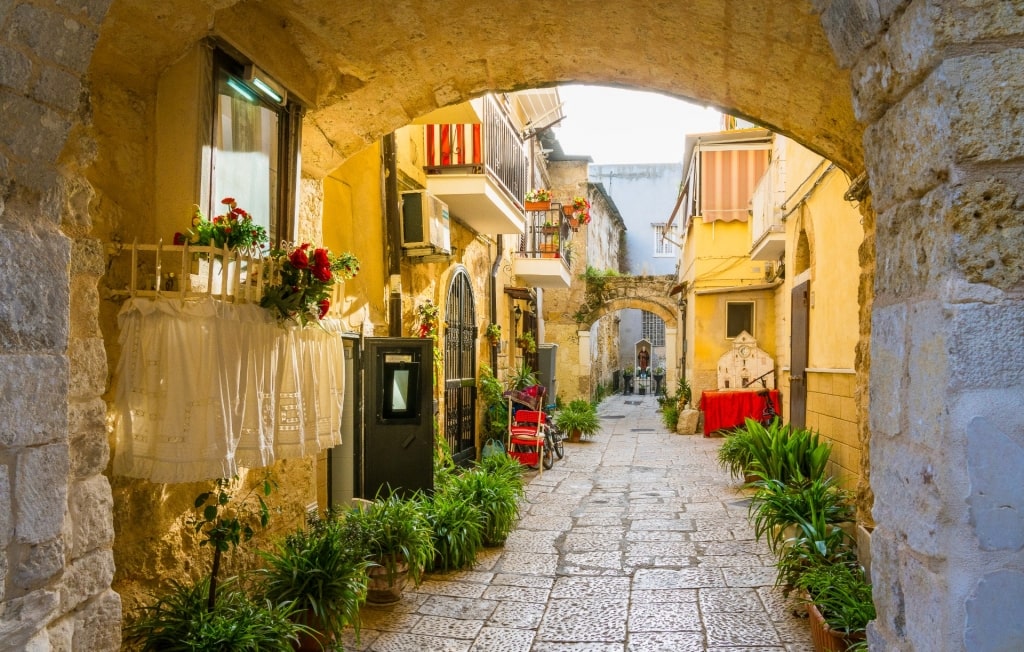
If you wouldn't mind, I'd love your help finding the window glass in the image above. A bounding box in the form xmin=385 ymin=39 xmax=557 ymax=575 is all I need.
xmin=727 ymin=302 xmax=754 ymax=338
xmin=641 ymin=310 xmax=665 ymax=346
xmin=653 ymin=223 xmax=676 ymax=257
xmin=208 ymin=54 xmax=285 ymax=241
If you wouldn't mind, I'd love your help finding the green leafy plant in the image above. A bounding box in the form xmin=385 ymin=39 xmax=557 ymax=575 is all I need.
xmin=454 ymin=458 xmax=524 ymax=546
xmin=189 ymin=475 xmax=274 ymax=611
xmin=716 ymin=428 xmax=758 ymax=481
xmin=484 ymin=322 xmax=502 ymax=343
xmin=507 ymin=362 xmax=539 ymax=390
xmin=422 ymin=489 xmax=485 ymax=572
xmin=524 ymin=188 xmax=551 ymax=202
xmin=479 ymin=364 xmax=510 ymax=441
xmin=260 ymin=243 xmax=359 ymax=324
xmin=749 ymin=477 xmax=854 ymax=554
xmin=345 ymin=492 xmax=435 ymax=587
xmin=175 ymin=197 xmax=269 ymax=252
xmin=255 ymin=514 xmax=371 ymax=643
xmin=796 ymin=560 xmax=875 ymax=638
xmin=660 ymin=400 xmax=679 ymax=431
xmin=516 ymin=331 xmax=537 ymax=353
xmin=676 ymin=376 xmax=692 ymax=408
xmin=742 ymin=419 xmax=832 ymax=485
xmin=124 ymin=577 xmax=306 ymax=651
xmin=774 ymin=506 xmax=857 ymax=592
xmin=554 ymin=399 xmax=600 ymax=440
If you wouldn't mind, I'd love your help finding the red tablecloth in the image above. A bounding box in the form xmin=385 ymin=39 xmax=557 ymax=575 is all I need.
xmin=699 ymin=389 xmax=781 ymax=437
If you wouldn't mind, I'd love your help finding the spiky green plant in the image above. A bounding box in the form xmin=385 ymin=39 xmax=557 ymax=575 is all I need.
xmin=796 ymin=560 xmax=875 ymax=637
xmin=124 ymin=578 xmax=306 ymax=651
xmin=749 ymin=477 xmax=854 ymax=554
xmin=717 ymin=427 xmax=758 ymax=480
xmin=345 ymin=492 xmax=435 ymax=587
xmin=422 ymin=489 xmax=485 ymax=572
xmin=742 ymin=419 xmax=832 ymax=485
xmin=454 ymin=460 xmax=524 ymax=546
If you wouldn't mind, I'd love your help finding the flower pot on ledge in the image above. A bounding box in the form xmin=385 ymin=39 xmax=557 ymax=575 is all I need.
xmin=525 ymin=200 xmax=551 ymax=211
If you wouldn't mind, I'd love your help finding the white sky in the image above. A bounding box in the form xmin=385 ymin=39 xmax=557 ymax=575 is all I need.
xmin=553 ymin=85 xmax=721 ymax=164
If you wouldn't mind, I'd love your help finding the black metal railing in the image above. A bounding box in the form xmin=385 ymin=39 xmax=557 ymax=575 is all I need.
xmin=520 ymin=204 xmax=574 ymax=266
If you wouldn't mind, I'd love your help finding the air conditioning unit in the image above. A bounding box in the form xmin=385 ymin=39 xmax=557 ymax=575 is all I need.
xmin=401 ymin=190 xmax=451 ymax=254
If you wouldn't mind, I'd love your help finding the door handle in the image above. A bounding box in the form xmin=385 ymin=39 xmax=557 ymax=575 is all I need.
xmin=790 ymin=376 xmax=803 ymax=382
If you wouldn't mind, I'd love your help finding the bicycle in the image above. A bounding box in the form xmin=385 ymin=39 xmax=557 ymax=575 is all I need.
xmin=544 ymin=403 xmax=565 ymax=461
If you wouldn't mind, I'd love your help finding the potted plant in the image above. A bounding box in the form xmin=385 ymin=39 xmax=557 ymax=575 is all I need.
xmin=343 ymin=493 xmax=435 ymax=605
xmin=256 ymin=515 xmax=371 ymax=649
xmin=124 ymin=577 xmax=308 ymax=651
xmin=795 ymin=560 xmax=874 ymax=651
xmin=562 ymin=195 xmax=591 ymax=229
xmin=622 ymin=365 xmax=635 ymax=394
xmin=553 ymin=399 xmax=600 ymax=442
xmin=484 ymin=322 xmax=502 ymax=346
xmin=652 ymin=366 xmax=665 ymax=394
xmin=748 ymin=477 xmax=854 ymax=555
xmin=716 ymin=426 xmax=759 ymax=482
xmin=450 ymin=456 xmax=524 ymax=546
xmin=516 ymin=331 xmax=537 ymax=353
xmin=422 ymin=487 xmax=485 ymax=572
xmin=524 ymin=188 xmax=552 ymax=211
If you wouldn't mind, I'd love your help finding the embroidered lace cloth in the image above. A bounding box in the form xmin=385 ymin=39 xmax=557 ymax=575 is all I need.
xmin=112 ymin=297 xmax=344 ymax=483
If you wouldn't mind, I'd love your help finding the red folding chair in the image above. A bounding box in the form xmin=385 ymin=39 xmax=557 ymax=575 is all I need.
xmin=506 ymin=390 xmax=547 ymax=474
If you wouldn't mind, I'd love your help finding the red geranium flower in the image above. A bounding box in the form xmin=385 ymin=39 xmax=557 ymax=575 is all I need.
xmin=289 ymin=248 xmax=309 ymax=269
xmin=318 ymin=299 xmax=330 ymax=319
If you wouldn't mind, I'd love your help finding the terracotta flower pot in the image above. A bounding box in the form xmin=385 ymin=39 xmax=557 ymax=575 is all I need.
xmin=568 ymin=429 xmax=582 ymax=443
xmin=366 ymin=558 xmax=410 ymax=606
xmin=525 ymin=200 xmax=551 ymax=211
xmin=806 ymin=601 xmax=865 ymax=652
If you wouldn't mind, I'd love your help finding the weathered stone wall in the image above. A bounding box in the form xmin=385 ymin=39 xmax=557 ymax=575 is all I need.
xmin=831 ymin=1 xmax=1024 ymax=649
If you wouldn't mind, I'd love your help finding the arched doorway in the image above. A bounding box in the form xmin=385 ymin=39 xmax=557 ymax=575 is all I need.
xmin=443 ymin=268 xmax=478 ymax=465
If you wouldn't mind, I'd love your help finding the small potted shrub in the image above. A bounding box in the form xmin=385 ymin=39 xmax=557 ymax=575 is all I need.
xmin=716 ymin=427 xmax=758 ymax=482
xmin=796 ymin=560 xmax=874 ymax=650
xmin=422 ymin=487 xmax=485 ymax=572
xmin=256 ymin=515 xmax=371 ymax=649
xmin=554 ymin=399 xmax=600 ymax=442
xmin=749 ymin=476 xmax=854 ymax=555
xmin=524 ymin=188 xmax=552 ymax=210
xmin=344 ymin=493 xmax=435 ymax=605
xmin=452 ymin=456 xmax=525 ymax=546
xmin=484 ymin=322 xmax=502 ymax=346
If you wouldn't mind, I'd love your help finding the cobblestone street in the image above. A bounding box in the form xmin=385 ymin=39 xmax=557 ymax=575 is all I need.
xmin=343 ymin=393 xmax=812 ymax=651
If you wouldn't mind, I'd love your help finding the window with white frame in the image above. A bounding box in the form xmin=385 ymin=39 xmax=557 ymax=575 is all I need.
xmin=203 ymin=49 xmax=302 ymax=244
xmin=726 ymin=301 xmax=754 ymax=338
xmin=653 ymin=223 xmax=676 ymax=257
xmin=642 ymin=310 xmax=665 ymax=346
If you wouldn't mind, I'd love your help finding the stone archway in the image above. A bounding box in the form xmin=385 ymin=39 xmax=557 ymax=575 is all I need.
xmin=3 ymin=2 xmax=1023 ymax=650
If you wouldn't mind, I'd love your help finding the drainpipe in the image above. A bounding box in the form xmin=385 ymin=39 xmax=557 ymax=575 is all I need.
xmin=383 ymin=133 xmax=402 ymax=336
xmin=490 ymin=235 xmax=503 ymax=369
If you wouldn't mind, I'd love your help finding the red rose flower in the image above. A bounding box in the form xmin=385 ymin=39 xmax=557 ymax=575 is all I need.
xmin=317 ymin=299 xmax=330 ymax=319
xmin=312 ymin=264 xmax=332 ymax=282
xmin=289 ymin=248 xmax=309 ymax=269
xmin=173 ymin=232 xmax=186 ymax=245
xmin=221 ymin=197 xmax=235 ymax=205
xmin=313 ymin=248 xmax=330 ymax=268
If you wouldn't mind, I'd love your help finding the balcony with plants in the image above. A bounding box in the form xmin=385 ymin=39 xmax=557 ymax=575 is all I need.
xmin=422 ymin=94 xmax=528 ymax=235
xmin=511 ymin=191 xmax=576 ymax=289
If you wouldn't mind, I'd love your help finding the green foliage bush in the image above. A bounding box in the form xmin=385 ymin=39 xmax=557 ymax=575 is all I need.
xmin=796 ymin=560 xmax=875 ymax=637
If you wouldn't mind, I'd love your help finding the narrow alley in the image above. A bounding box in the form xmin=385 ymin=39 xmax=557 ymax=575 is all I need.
xmin=347 ymin=394 xmax=812 ymax=651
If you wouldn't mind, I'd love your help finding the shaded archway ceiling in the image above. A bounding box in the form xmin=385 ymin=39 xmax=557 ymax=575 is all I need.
xmin=92 ymin=0 xmax=862 ymax=178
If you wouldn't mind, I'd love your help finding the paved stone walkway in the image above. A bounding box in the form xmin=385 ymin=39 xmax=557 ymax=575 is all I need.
xmin=345 ymin=393 xmax=812 ymax=651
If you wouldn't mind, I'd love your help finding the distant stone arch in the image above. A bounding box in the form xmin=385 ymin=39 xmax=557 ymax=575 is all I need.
xmin=570 ymin=276 xmax=679 ymax=330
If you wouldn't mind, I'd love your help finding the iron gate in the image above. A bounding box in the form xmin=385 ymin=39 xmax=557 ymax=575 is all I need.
xmin=444 ymin=269 xmax=477 ymax=465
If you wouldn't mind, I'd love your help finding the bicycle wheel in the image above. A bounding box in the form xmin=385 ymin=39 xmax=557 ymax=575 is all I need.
xmin=552 ymin=428 xmax=565 ymax=459
xmin=542 ymin=438 xmax=554 ymax=470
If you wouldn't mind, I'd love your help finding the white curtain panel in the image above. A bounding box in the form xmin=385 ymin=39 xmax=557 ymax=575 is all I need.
xmin=112 ymin=297 xmax=344 ymax=483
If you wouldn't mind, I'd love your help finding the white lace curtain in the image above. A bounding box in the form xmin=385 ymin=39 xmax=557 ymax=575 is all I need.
xmin=112 ymin=297 xmax=345 ymax=483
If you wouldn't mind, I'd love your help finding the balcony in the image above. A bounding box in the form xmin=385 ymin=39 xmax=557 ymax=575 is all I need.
xmin=749 ymin=164 xmax=785 ymax=261
xmin=424 ymin=95 xmax=527 ymax=235
xmin=511 ymin=205 xmax=574 ymax=289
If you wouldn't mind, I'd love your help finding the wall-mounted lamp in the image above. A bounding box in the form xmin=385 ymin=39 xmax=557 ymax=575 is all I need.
xmin=513 ymin=304 xmax=522 ymax=325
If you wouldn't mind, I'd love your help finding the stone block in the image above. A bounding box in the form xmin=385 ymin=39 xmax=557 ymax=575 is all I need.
xmin=69 ymin=475 xmax=113 ymax=558
xmin=59 ymin=549 xmax=114 ymax=614
xmin=0 ymin=225 xmax=71 ymax=351
xmin=0 ymin=42 xmax=31 ymax=91
xmin=675 ymin=409 xmax=699 ymax=435
xmin=870 ymin=437 xmax=948 ymax=558
xmin=868 ymin=304 xmax=906 ymax=438
xmin=0 ymin=89 xmax=73 ymax=174
xmin=818 ymin=0 xmax=883 ymax=69
xmin=0 ymin=354 xmax=69 ymax=447
xmin=862 ymin=70 xmax=954 ymax=213
xmin=68 ymin=399 xmax=109 ymax=478
xmin=965 ymin=569 xmax=1024 ymax=651
xmin=33 ymin=65 xmax=82 ymax=114
xmin=12 ymin=538 xmax=66 ymax=591
xmin=943 ymin=177 xmax=1024 ymax=291
xmin=0 ymin=463 xmax=10 ymax=549
xmin=0 ymin=589 xmax=60 ymax=650
xmin=15 ymin=443 xmax=69 ymax=544
xmin=54 ymin=0 xmax=113 ymax=23
xmin=873 ymin=194 xmax=952 ymax=302
xmin=69 ymin=277 xmax=100 ymax=339
xmin=966 ymin=417 xmax=1024 ymax=552
xmin=8 ymin=4 xmax=98 ymax=75
xmin=47 ymin=616 xmax=74 ymax=652
xmin=71 ymin=589 xmax=121 ymax=652
xmin=69 ymin=238 xmax=105 ymax=277
xmin=68 ymin=336 xmax=107 ymax=399
xmin=948 ymin=300 xmax=1024 ymax=390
